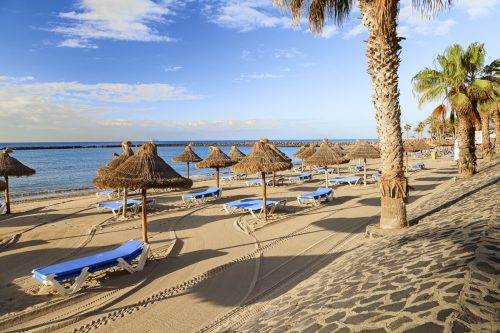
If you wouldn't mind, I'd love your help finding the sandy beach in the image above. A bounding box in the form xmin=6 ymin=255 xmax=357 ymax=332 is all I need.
xmin=0 ymin=156 xmax=476 ymax=332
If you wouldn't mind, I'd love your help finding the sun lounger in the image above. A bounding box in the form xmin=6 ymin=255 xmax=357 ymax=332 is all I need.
xmin=222 ymin=173 xmax=246 ymax=181
xmin=96 ymin=190 xmax=114 ymax=199
xmin=328 ymin=177 xmax=362 ymax=186
xmin=0 ymin=200 xmax=5 ymax=215
xmin=97 ymin=199 xmax=155 ymax=217
xmin=245 ymin=177 xmax=284 ymax=186
xmin=348 ymin=164 xmax=364 ymax=172
xmin=223 ymin=198 xmax=287 ymax=219
xmin=314 ymin=168 xmax=337 ymax=174
xmin=297 ymin=188 xmax=333 ymax=206
xmin=413 ymin=162 xmax=425 ymax=169
xmin=371 ymin=173 xmax=382 ymax=181
xmin=182 ymin=187 xmax=222 ymax=206
xmin=288 ymin=173 xmax=312 ymax=184
xmin=32 ymin=240 xmax=149 ymax=295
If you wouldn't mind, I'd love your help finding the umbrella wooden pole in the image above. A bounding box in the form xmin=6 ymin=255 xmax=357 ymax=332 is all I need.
xmin=122 ymin=188 xmax=128 ymax=218
xmin=363 ymin=158 xmax=367 ymax=187
xmin=186 ymin=162 xmax=190 ymax=179
xmin=216 ymin=167 xmax=220 ymax=188
xmin=325 ymin=166 xmax=328 ymax=188
xmin=405 ymin=152 xmax=409 ymax=176
xmin=141 ymin=189 xmax=148 ymax=243
xmin=273 ymin=171 xmax=276 ymax=187
xmin=262 ymin=172 xmax=267 ymax=222
xmin=4 ymin=176 xmax=10 ymax=214
xmin=337 ymin=164 xmax=340 ymax=176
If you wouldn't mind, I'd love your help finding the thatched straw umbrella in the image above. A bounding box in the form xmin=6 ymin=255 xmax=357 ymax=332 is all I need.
xmin=296 ymin=143 xmax=316 ymax=171
xmin=227 ymin=146 xmax=246 ymax=162
xmin=347 ymin=141 xmax=380 ymax=186
xmin=412 ymin=139 xmax=431 ymax=163
xmin=0 ymin=148 xmax=36 ymax=214
xmin=269 ymin=143 xmax=291 ymax=186
xmin=97 ymin=141 xmax=134 ymax=217
xmin=329 ymin=142 xmax=349 ymax=175
xmin=305 ymin=139 xmax=349 ymax=187
xmin=0 ymin=180 xmax=6 ymax=192
xmin=196 ymin=146 xmax=236 ymax=188
xmin=403 ymin=140 xmax=419 ymax=175
xmin=172 ymin=144 xmax=202 ymax=179
xmin=94 ymin=141 xmax=192 ymax=242
xmin=232 ymin=139 xmax=292 ymax=222
xmin=293 ymin=145 xmax=306 ymax=170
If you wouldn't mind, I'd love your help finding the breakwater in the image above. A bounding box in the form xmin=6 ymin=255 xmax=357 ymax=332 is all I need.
xmin=6 ymin=140 xmax=372 ymax=151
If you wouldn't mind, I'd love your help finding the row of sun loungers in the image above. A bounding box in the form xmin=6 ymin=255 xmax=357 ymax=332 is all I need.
xmin=223 ymin=198 xmax=287 ymax=219
xmin=182 ymin=187 xmax=221 ymax=206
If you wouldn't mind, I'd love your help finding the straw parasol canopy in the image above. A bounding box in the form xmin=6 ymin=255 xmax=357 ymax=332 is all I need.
xmin=97 ymin=141 xmax=134 ymax=177
xmin=232 ymin=138 xmax=292 ymax=221
xmin=196 ymin=146 xmax=236 ymax=188
xmin=293 ymin=145 xmax=306 ymax=158
xmin=94 ymin=141 xmax=192 ymax=242
xmin=227 ymin=146 xmax=246 ymax=162
xmin=402 ymin=140 xmax=420 ymax=175
xmin=295 ymin=143 xmax=316 ymax=171
xmin=268 ymin=143 xmax=291 ymax=186
xmin=412 ymin=139 xmax=431 ymax=151
xmin=347 ymin=141 xmax=380 ymax=186
xmin=172 ymin=144 xmax=202 ymax=179
xmin=0 ymin=180 xmax=6 ymax=192
xmin=305 ymin=139 xmax=349 ymax=186
xmin=0 ymin=148 xmax=36 ymax=214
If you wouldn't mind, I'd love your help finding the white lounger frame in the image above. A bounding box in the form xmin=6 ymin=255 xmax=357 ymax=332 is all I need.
xmin=181 ymin=189 xmax=222 ymax=207
xmin=223 ymin=199 xmax=287 ymax=219
xmin=288 ymin=175 xmax=312 ymax=184
xmin=36 ymin=243 xmax=150 ymax=295
xmin=96 ymin=190 xmax=114 ymax=199
xmin=297 ymin=190 xmax=334 ymax=206
xmin=328 ymin=178 xmax=362 ymax=186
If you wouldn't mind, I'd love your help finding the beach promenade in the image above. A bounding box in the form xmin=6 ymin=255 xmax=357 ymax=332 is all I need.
xmin=0 ymin=157 xmax=497 ymax=332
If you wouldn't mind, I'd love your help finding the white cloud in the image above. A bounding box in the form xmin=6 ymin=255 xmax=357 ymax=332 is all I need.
xmin=273 ymin=48 xmax=303 ymax=59
xmin=203 ymin=0 xmax=292 ymax=32
xmin=298 ymin=62 xmax=316 ymax=68
xmin=163 ymin=65 xmax=182 ymax=72
xmin=343 ymin=23 xmax=366 ymax=39
xmin=57 ymin=38 xmax=98 ymax=48
xmin=397 ymin=3 xmax=456 ymax=37
xmin=458 ymin=0 xmax=498 ymax=18
xmin=318 ymin=24 xmax=338 ymax=39
xmin=0 ymin=75 xmax=35 ymax=82
xmin=237 ymin=72 xmax=284 ymax=81
xmin=52 ymin=0 xmax=182 ymax=47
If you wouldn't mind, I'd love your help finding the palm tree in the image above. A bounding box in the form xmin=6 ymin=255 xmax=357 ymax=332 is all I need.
xmin=413 ymin=43 xmax=497 ymax=177
xmin=478 ymin=103 xmax=492 ymax=157
xmin=404 ymin=124 xmax=412 ymax=139
xmin=415 ymin=122 xmax=425 ymax=139
xmin=272 ymin=0 xmax=453 ymax=229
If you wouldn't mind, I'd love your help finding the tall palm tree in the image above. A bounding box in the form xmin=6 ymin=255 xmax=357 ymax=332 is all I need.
xmin=272 ymin=0 xmax=453 ymax=229
xmin=404 ymin=123 xmax=412 ymax=139
xmin=413 ymin=43 xmax=497 ymax=176
xmin=415 ymin=122 xmax=425 ymax=139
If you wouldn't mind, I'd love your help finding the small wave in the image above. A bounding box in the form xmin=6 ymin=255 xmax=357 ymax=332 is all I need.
xmin=11 ymin=186 xmax=95 ymax=201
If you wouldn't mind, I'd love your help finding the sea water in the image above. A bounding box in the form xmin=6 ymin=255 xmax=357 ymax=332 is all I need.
xmin=0 ymin=140 xmax=371 ymax=198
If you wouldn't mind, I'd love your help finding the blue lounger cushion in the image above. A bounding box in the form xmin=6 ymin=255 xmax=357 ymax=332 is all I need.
xmin=183 ymin=187 xmax=221 ymax=200
xmin=33 ymin=240 xmax=144 ymax=282
xmin=298 ymin=188 xmax=332 ymax=200
xmin=98 ymin=200 xmax=135 ymax=210
xmin=329 ymin=177 xmax=362 ymax=185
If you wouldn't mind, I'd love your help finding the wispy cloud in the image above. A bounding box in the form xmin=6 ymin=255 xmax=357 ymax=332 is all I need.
xmin=163 ymin=65 xmax=182 ymax=72
xmin=398 ymin=3 xmax=456 ymax=37
xmin=236 ymin=72 xmax=284 ymax=81
xmin=343 ymin=23 xmax=366 ymax=39
xmin=203 ymin=0 xmax=292 ymax=32
xmin=0 ymin=75 xmax=35 ymax=82
xmin=51 ymin=0 xmax=183 ymax=48
xmin=458 ymin=0 xmax=498 ymax=18
xmin=273 ymin=48 xmax=303 ymax=59
xmin=318 ymin=24 xmax=338 ymax=39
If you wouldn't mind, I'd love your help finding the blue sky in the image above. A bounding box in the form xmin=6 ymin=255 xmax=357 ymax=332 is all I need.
xmin=0 ymin=0 xmax=499 ymax=142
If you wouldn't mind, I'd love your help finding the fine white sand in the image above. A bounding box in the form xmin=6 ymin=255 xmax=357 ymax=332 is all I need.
xmin=0 ymin=157 xmax=459 ymax=332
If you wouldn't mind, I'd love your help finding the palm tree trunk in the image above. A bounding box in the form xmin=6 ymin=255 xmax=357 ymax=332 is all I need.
xmin=360 ymin=0 xmax=408 ymax=229
xmin=495 ymin=109 xmax=500 ymax=156
xmin=457 ymin=116 xmax=476 ymax=176
xmin=480 ymin=114 xmax=490 ymax=158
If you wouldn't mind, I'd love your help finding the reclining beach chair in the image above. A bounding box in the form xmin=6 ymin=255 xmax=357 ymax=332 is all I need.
xmin=413 ymin=162 xmax=425 ymax=169
xmin=297 ymin=188 xmax=333 ymax=206
xmin=328 ymin=177 xmax=362 ymax=186
xmin=348 ymin=164 xmax=364 ymax=172
xmin=245 ymin=177 xmax=284 ymax=186
xmin=96 ymin=190 xmax=114 ymax=199
xmin=128 ymin=198 xmax=156 ymax=213
xmin=223 ymin=198 xmax=287 ymax=219
xmin=314 ymin=168 xmax=336 ymax=174
xmin=97 ymin=200 xmax=136 ymax=217
xmin=182 ymin=187 xmax=222 ymax=206
xmin=32 ymin=240 xmax=149 ymax=295
xmin=222 ymin=173 xmax=246 ymax=181
xmin=371 ymin=173 xmax=382 ymax=181
xmin=288 ymin=173 xmax=312 ymax=184
xmin=0 ymin=200 xmax=5 ymax=215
